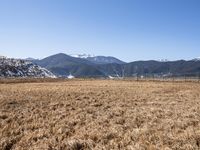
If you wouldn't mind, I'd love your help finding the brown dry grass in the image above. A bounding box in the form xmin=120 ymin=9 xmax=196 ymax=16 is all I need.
xmin=0 ymin=79 xmax=200 ymax=150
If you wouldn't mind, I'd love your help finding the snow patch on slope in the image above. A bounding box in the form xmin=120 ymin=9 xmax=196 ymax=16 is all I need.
xmin=192 ymin=57 xmax=200 ymax=61
xmin=0 ymin=57 xmax=56 ymax=78
xmin=70 ymin=54 xmax=95 ymax=59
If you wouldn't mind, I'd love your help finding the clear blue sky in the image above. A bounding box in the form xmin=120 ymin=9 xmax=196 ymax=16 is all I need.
xmin=0 ymin=0 xmax=199 ymax=62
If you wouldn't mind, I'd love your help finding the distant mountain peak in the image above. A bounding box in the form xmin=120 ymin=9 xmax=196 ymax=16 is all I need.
xmin=86 ymin=56 xmax=125 ymax=64
xmin=69 ymin=53 xmax=125 ymax=64
xmin=70 ymin=54 xmax=95 ymax=58
xmin=192 ymin=57 xmax=200 ymax=61
xmin=157 ymin=59 xmax=169 ymax=62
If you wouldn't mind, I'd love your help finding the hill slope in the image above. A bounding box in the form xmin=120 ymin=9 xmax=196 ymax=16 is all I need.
xmin=124 ymin=60 xmax=200 ymax=77
xmin=33 ymin=53 xmax=105 ymax=77
xmin=32 ymin=53 xmax=200 ymax=78
xmin=0 ymin=57 xmax=56 ymax=78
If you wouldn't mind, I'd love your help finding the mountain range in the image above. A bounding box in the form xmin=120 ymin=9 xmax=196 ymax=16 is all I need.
xmin=1 ymin=53 xmax=200 ymax=78
xmin=31 ymin=53 xmax=200 ymax=78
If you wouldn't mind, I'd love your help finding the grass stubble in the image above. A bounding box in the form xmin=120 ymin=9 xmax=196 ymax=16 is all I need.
xmin=0 ymin=79 xmax=200 ymax=150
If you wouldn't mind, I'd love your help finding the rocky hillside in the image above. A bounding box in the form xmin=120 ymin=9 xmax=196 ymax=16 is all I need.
xmin=0 ymin=56 xmax=56 ymax=78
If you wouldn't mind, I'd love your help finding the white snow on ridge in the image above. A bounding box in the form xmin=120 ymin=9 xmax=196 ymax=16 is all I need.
xmin=70 ymin=54 xmax=95 ymax=59
xmin=157 ymin=59 xmax=169 ymax=62
xmin=0 ymin=57 xmax=56 ymax=78
xmin=192 ymin=57 xmax=200 ymax=61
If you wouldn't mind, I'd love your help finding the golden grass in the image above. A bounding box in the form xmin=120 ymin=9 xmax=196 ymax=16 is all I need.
xmin=0 ymin=79 xmax=200 ymax=150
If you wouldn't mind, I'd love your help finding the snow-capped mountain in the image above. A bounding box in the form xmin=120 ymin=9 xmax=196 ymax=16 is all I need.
xmin=157 ymin=59 xmax=169 ymax=62
xmin=70 ymin=54 xmax=125 ymax=64
xmin=70 ymin=54 xmax=95 ymax=59
xmin=86 ymin=56 xmax=125 ymax=64
xmin=192 ymin=57 xmax=200 ymax=61
xmin=29 ymin=53 xmax=200 ymax=78
xmin=0 ymin=57 xmax=56 ymax=78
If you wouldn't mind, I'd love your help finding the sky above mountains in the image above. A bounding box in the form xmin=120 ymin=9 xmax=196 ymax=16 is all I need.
xmin=0 ymin=0 xmax=200 ymax=62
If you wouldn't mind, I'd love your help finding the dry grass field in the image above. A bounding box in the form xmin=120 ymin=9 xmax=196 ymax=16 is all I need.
xmin=0 ymin=79 xmax=200 ymax=150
